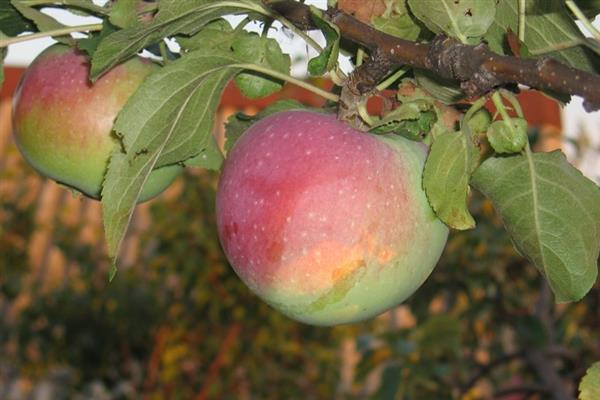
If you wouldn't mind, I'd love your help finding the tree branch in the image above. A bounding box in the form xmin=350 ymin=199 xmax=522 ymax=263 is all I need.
xmin=494 ymin=383 xmax=550 ymax=398
xmin=266 ymin=0 xmax=600 ymax=111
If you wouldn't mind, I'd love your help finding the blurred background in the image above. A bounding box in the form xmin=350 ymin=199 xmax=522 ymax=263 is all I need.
xmin=1 ymin=1 xmax=600 ymax=399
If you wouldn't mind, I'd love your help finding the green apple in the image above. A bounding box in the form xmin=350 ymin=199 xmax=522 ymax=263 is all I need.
xmin=12 ymin=44 xmax=181 ymax=202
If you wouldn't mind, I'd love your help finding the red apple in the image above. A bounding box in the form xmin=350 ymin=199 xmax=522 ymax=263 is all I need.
xmin=216 ymin=110 xmax=448 ymax=325
xmin=12 ymin=44 xmax=181 ymax=202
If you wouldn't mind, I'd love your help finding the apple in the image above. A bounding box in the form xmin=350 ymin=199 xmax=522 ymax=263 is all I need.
xmin=12 ymin=44 xmax=181 ymax=202
xmin=216 ymin=110 xmax=449 ymax=325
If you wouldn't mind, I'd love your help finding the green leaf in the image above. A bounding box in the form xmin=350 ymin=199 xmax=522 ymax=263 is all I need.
xmin=466 ymin=108 xmax=492 ymax=134
xmin=91 ymin=0 xmax=264 ymax=79
xmin=0 ymin=1 xmax=35 ymax=35
xmin=224 ymin=99 xmax=306 ymax=152
xmin=0 ymin=32 xmax=7 ymax=88
xmin=487 ymin=118 xmax=528 ymax=154
xmin=11 ymin=0 xmax=74 ymax=45
xmin=374 ymin=363 xmax=402 ymax=400
xmin=485 ymin=0 xmax=600 ymax=73
xmin=177 ymin=18 xmax=240 ymax=52
xmin=77 ymin=20 xmax=118 ymax=57
xmin=232 ymin=33 xmax=290 ymax=99
xmin=109 ymin=0 xmax=138 ymax=29
xmin=183 ymin=135 xmax=224 ymax=170
xmin=414 ymin=69 xmax=464 ymax=104
xmin=415 ymin=315 xmax=462 ymax=357
xmin=407 ymin=0 xmax=497 ymax=43
xmin=102 ymin=51 xmax=242 ymax=272
xmin=574 ymin=0 xmax=600 ymax=18
xmin=307 ymin=7 xmax=339 ymax=75
xmin=471 ymin=151 xmax=600 ymax=302
xmin=370 ymin=99 xmax=437 ymax=141
xmin=513 ymin=315 xmax=548 ymax=347
xmin=423 ymin=130 xmax=479 ymax=230
xmin=41 ymin=0 xmax=108 ymax=16
xmin=579 ymin=362 xmax=600 ymax=400
xmin=371 ymin=13 xmax=421 ymax=41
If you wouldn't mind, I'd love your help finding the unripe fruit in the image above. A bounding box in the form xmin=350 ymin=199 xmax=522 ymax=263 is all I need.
xmin=216 ymin=110 xmax=448 ymax=325
xmin=12 ymin=44 xmax=181 ymax=202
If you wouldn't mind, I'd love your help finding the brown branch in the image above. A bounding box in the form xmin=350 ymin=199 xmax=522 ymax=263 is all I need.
xmin=267 ymin=0 xmax=600 ymax=111
xmin=194 ymin=323 xmax=242 ymax=400
xmin=337 ymin=48 xmax=395 ymax=129
xmin=461 ymin=351 xmax=526 ymax=395
xmin=526 ymin=349 xmax=574 ymax=400
xmin=494 ymin=383 xmax=550 ymax=398
xmin=525 ymin=282 xmax=575 ymax=400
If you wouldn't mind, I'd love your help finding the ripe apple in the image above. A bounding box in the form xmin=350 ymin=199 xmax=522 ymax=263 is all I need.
xmin=216 ymin=110 xmax=449 ymax=325
xmin=12 ymin=44 xmax=181 ymax=202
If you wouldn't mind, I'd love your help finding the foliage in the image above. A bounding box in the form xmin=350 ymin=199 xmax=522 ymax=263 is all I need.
xmin=580 ymin=362 xmax=600 ymax=400
xmin=1 ymin=0 xmax=600 ymax=397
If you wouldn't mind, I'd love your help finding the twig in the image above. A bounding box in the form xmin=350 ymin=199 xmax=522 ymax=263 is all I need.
xmin=526 ymin=349 xmax=574 ymax=400
xmin=518 ymin=0 xmax=526 ymax=43
xmin=566 ymin=0 xmax=600 ymax=42
xmin=265 ymin=0 xmax=600 ymax=111
xmin=494 ymin=383 xmax=550 ymax=398
xmin=461 ymin=351 xmax=526 ymax=395
xmin=0 ymin=23 xmax=103 ymax=47
xmin=337 ymin=48 xmax=395 ymax=128
xmin=194 ymin=323 xmax=242 ymax=400
xmin=525 ymin=281 xmax=574 ymax=400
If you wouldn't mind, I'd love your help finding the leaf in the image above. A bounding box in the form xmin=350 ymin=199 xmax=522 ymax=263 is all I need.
xmin=466 ymin=108 xmax=492 ymax=134
xmin=0 ymin=1 xmax=35 ymax=35
xmin=224 ymin=99 xmax=306 ymax=152
xmin=485 ymin=0 xmax=600 ymax=74
xmin=574 ymin=0 xmax=600 ymax=18
xmin=0 ymin=32 xmax=7 ymax=88
xmin=370 ymin=99 xmax=437 ymax=141
xmin=415 ymin=315 xmax=462 ymax=357
xmin=77 ymin=21 xmax=118 ymax=57
xmin=109 ymin=0 xmax=138 ymax=29
xmin=177 ymin=18 xmax=240 ymax=52
xmin=414 ymin=69 xmax=464 ymax=104
xmin=471 ymin=151 xmax=600 ymax=302
xmin=183 ymin=135 xmax=224 ymax=170
xmin=43 ymin=0 xmax=107 ymax=16
xmin=371 ymin=13 xmax=421 ymax=41
xmin=102 ymin=51 xmax=242 ymax=272
xmin=407 ymin=0 xmax=497 ymax=43
xmin=513 ymin=315 xmax=548 ymax=347
xmin=487 ymin=118 xmax=528 ymax=154
xmin=11 ymin=0 xmax=74 ymax=45
xmin=579 ymin=361 xmax=600 ymax=400
xmin=307 ymin=6 xmax=340 ymax=75
xmin=232 ymin=33 xmax=290 ymax=99
xmin=423 ymin=130 xmax=479 ymax=230
xmin=91 ymin=0 xmax=263 ymax=79
xmin=374 ymin=363 xmax=402 ymax=400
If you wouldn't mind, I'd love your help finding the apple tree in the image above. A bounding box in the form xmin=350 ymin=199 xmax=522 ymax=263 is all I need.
xmin=1 ymin=0 xmax=600 ymax=397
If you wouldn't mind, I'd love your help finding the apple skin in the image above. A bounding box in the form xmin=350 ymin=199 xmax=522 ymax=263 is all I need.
xmin=12 ymin=44 xmax=181 ymax=202
xmin=216 ymin=110 xmax=448 ymax=325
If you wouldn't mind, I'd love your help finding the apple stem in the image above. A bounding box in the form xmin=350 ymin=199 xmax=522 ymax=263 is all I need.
xmin=159 ymin=41 xmax=170 ymax=65
xmin=357 ymin=102 xmax=374 ymax=126
xmin=233 ymin=63 xmax=340 ymax=102
xmin=565 ymin=0 xmax=600 ymax=42
xmin=0 ymin=23 xmax=103 ymax=48
xmin=274 ymin=13 xmax=324 ymax=53
xmin=375 ymin=66 xmax=409 ymax=92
